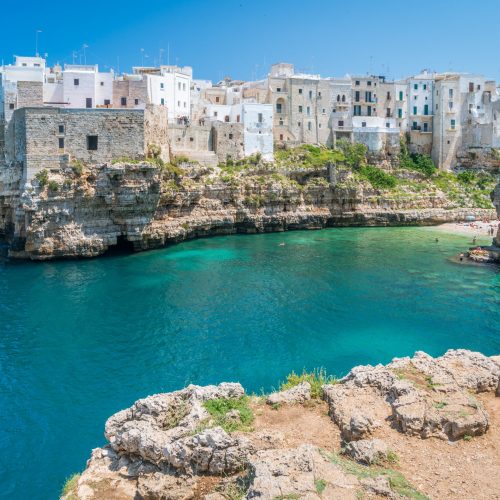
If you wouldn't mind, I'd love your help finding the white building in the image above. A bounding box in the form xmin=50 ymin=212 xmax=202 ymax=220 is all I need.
xmin=135 ymin=66 xmax=192 ymax=122
xmin=61 ymin=65 xmax=114 ymax=108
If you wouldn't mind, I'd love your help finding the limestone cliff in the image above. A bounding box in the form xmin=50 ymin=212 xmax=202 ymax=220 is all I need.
xmin=62 ymin=349 xmax=500 ymax=500
xmin=0 ymin=159 xmax=496 ymax=260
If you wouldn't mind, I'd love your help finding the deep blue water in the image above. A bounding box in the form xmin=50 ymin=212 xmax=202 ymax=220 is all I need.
xmin=0 ymin=227 xmax=499 ymax=499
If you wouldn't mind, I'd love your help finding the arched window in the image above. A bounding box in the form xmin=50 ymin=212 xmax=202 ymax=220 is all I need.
xmin=336 ymin=95 xmax=340 ymax=102
xmin=342 ymin=95 xmax=346 ymax=102
xmin=276 ymin=97 xmax=285 ymax=114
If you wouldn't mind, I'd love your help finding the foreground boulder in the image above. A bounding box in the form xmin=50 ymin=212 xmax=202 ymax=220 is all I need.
xmin=323 ymin=349 xmax=498 ymax=442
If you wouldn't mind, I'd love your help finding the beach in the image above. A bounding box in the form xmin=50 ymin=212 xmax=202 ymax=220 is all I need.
xmin=432 ymin=219 xmax=499 ymax=238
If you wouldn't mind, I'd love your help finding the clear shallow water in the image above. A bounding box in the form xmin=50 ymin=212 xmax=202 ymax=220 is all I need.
xmin=0 ymin=227 xmax=499 ymax=499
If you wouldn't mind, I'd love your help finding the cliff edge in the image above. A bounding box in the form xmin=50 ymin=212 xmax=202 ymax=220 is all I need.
xmin=1 ymin=152 xmax=496 ymax=260
xmin=63 ymin=349 xmax=500 ymax=500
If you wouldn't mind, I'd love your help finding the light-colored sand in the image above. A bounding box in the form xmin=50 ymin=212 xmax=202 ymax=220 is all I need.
xmin=430 ymin=220 xmax=499 ymax=239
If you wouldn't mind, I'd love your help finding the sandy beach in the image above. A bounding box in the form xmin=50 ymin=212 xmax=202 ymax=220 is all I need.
xmin=431 ymin=219 xmax=499 ymax=238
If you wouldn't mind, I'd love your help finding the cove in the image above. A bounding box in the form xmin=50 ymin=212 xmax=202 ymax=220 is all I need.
xmin=0 ymin=227 xmax=499 ymax=499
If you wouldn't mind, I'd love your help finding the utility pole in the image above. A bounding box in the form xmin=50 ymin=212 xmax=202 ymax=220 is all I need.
xmin=82 ymin=44 xmax=89 ymax=65
xmin=159 ymin=48 xmax=164 ymax=67
xmin=140 ymin=48 xmax=145 ymax=67
xmin=35 ymin=30 xmax=42 ymax=57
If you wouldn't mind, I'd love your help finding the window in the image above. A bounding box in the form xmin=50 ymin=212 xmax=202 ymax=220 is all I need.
xmin=355 ymin=81 xmax=360 ymax=86
xmin=160 ymin=83 xmax=164 ymax=90
xmin=214 ymin=111 xmax=218 ymax=117
xmin=160 ymin=98 xmax=165 ymax=105
xmin=338 ymin=120 xmax=344 ymax=127
xmin=135 ymin=98 xmax=139 ymax=105
xmin=362 ymin=121 xmax=367 ymax=127
xmin=318 ymin=92 xmax=322 ymax=97
xmin=424 ymin=104 xmax=429 ymax=115
xmin=318 ymin=123 xmax=322 ymax=128
xmin=216 ymin=97 xmax=220 ymax=103
xmin=399 ymin=91 xmax=403 ymax=101
xmin=9 ymin=103 xmax=15 ymax=110
xmin=355 ymin=91 xmax=360 ymax=102
xmin=342 ymin=94 xmax=346 ymax=102
xmin=367 ymin=81 xmax=372 ymax=86
xmin=423 ymin=123 xmax=428 ymax=132
xmin=298 ymin=88 xmax=303 ymax=94
xmin=449 ymin=89 xmax=453 ymax=98
xmin=184 ymin=102 xmax=186 ymax=108
xmin=58 ymin=124 xmax=65 ymax=134
xmin=307 ymin=121 xmax=312 ymax=130
xmin=224 ymin=115 xmax=230 ymax=122
xmin=228 ymin=133 xmax=233 ymax=139
xmin=258 ymin=113 xmax=263 ymax=123
xmin=367 ymin=105 xmax=372 ymax=116
xmin=413 ymin=106 xmax=417 ymax=115
xmin=177 ymin=100 xmax=180 ymax=107
xmin=309 ymin=90 xmax=313 ymax=98
xmin=387 ymin=92 xmax=391 ymax=99
xmin=298 ymin=105 xmax=303 ymax=113
xmin=276 ymin=87 xmax=281 ymax=92
xmin=449 ymin=101 xmax=453 ymax=110
xmin=477 ymin=84 xmax=481 ymax=90
xmin=100 ymin=82 xmax=104 ymax=86
xmin=365 ymin=91 xmax=372 ymax=102
xmin=183 ymin=83 xmax=186 ymax=91
xmin=469 ymin=82 xmax=474 ymax=92
xmin=236 ymin=115 xmax=240 ymax=123
xmin=414 ymin=83 xmax=418 ymax=90
xmin=178 ymin=82 xmax=181 ymax=90
xmin=306 ymin=106 xmax=310 ymax=116
xmin=386 ymin=108 xmax=391 ymax=117
xmin=87 ymin=135 xmax=98 ymax=151
xmin=412 ymin=121 xmax=418 ymax=130
xmin=279 ymin=119 xmax=283 ymax=126
xmin=398 ymin=109 xmax=402 ymax=118
xmin=121 ymin=97 xmax=127 ymax=106
xmin=423 ymin=84 xmax=427 ymax=90
xmin=86 ymin=98 xmax=92 ymax=108
xmin=74 ymin=79 xmax=79 ymax=86
xmin=353 ymin=105 xmax=361 ymax=116
xmin=450 ymin=119 xmax=456 ymax=130
xmin=104 ymin=99 xmax=111 ymax=106
xmin=58 ymin=137 xmax=64 ymax=149
xmin=297 ymin=122 xmax=301 ymax=127
xmin=322 ymin=108 xmax=326 ymax=114
xmin=189 ymin=137 xmax=194 ymax=142
xmin=386 ymin=123 xmax=390 ymax=128
xmin=276 ymin=102 xmax=282 ymax=113
xmin=279 ymin=134 xmax=284 ymax=140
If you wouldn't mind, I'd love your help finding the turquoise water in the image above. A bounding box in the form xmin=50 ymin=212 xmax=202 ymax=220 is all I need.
xmin=0 ymin=227 xmax=499 ymax=499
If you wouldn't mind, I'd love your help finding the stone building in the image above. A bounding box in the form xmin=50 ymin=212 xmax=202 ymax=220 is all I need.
xmin=432 ymin=73 xmax=500 ymax=169
xmin=6 ymin=105 xmax=169 ymax=182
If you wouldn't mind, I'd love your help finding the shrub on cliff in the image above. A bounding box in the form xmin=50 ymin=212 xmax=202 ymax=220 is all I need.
xmin=280 ymin=368 xmax=337 ymax=399
xmin=34 ymin=169 xmax=49 ymax=188
xmin=399 ymin=139 xmax=436 ymax=178
xmin=337 ymin=140 xmax=367 ymax=169
xmin=359 ymin=165 xmax=397 ymax=189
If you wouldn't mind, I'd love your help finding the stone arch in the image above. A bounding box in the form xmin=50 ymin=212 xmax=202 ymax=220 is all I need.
xmin=276 ymin=97 xmax=285 ymax=114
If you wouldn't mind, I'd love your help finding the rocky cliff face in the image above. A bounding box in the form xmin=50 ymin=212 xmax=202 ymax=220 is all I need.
xmin=1 ymin=161 xmax=496 ymax=260
xmin=63 ymin=349 xmax=500 ymax=500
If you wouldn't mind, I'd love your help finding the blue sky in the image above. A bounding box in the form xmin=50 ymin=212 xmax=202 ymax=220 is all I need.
xmin=2 ymin=0 xmax=500 ymax=82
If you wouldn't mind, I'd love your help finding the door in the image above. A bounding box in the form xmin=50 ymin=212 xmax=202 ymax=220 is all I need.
xmin=86 ymin=98 xmax=92 ymax=108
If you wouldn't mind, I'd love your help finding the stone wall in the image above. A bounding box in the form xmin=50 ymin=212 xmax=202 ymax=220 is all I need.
xmin=168 ymin=124 xmax=212 ymax=154
xmin=212 ymin=122 xmax=245 ymax=162
xmin=144 ymin=105 xmax=170 ymax=162
xmin=17 ymin=81 xmax=44 ymax=109
xmin=11 ymin=108 xmax=146 ymax=180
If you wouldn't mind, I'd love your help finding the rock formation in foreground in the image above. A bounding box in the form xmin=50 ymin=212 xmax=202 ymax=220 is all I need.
xmin=63 ymin=349 xmax=500 ymax=500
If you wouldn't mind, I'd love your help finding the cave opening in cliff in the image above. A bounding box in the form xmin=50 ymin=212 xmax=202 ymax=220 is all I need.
xmin=107 ymin=235 xmax=136 ymax=255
